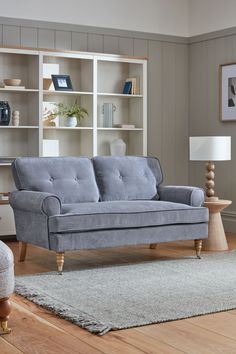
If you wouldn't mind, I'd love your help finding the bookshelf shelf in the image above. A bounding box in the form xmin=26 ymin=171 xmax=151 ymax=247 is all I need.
xmin=43 ymin=126 xmax=93 ymax=130
xmin=0 ymin=88 xmax=39 ymax=93
xmin=97 ymin=93 xmax=143 ymax=98
xmin=0 ymin=126 xmax=39 ymax=129
xmin=43 ymin=90 xmax=93 ymax=96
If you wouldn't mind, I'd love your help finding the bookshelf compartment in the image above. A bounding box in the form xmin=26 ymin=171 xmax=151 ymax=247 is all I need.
xmin=43 ymin=56 xmax=93 ymax=93
xmin=0 ymin=52 xmax=39 ymax=90
xmin=43 ymin=93 xmax=93 ymax=128
xmin=43 ymin=129 xmax=93 ymax=157
xmin=0 ymin=129 xmax=39 ymax=157
xmin=0 ymin=91 xmax=39 ymax=126
xmin=97 ymin=130 xmax=144 ymax=156
xmin=97 ymin=61 xmax=143 ymax=95
xmin=97 ymin=96 xmax=143 ymax=129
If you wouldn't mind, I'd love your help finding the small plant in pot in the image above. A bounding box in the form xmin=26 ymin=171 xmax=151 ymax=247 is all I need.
xmin=53 ymin=101 xmax=88 ymax=127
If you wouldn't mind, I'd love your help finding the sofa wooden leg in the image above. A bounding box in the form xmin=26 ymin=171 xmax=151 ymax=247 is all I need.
xmin=0 ymin=297 xmax=11 ymax=334
xmin=56 ymin=252 xmax=65 ymax=275
xmin=19 ymin=242 xmax=27 ymax=262
xmin=149 ymin=243 xmax=157 ymax=249
xmin=194 ymin=239 xmax=202 ymax=259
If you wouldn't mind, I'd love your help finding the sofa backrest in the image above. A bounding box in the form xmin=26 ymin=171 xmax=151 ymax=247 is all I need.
xmin=12 ymin=157 xmax=99 ymax=203
xmin=93 ymin=156 xmax=163 ymax=201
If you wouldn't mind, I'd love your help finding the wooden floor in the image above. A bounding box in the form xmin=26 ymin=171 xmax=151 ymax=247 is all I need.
xmin=1 ymin=234 xmax=236 ymax=354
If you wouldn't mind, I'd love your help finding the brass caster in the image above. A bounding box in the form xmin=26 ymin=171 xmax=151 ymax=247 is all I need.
xmin=1 ymin=321 xmax=11 ymax=334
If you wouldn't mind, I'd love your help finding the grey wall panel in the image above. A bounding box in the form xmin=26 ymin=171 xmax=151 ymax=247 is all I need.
xmin=88 ymin=33 xmax=104 ymax=52
xmin=148 ymin=40 xmax=189 ymax=185
xmin=147 ymin=40 xmax=163 ymax=161
xmin=118 ymin=37 xmax=134 ymax=56
xmin=104 ymin=35 xmax=119 ymax=54
xmin=174 ymin=44 xmax=188 ymax=185
xmin=55 ymin=30 xmax=71 ymax=50
xmin=38 ymin=29 xmax=55 ymax=49
xmin=21 ymin=27 xmax=37 ymax=47
xmin=3 ymin=25 xmax=20 ymax=46
xmin=72 ymin=32 xmax=88 ymax=52
xmin=134 ymin=39 xmax=148 ymax=57
xmin=0 ymin=25 xmax=2 ymax=45
xmin=161 ymin=43 xmax=177 ymax=184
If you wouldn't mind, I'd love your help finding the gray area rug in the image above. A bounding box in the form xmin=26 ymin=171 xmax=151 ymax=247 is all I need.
xmin=15 ymin=251 xmax=236 ymax=335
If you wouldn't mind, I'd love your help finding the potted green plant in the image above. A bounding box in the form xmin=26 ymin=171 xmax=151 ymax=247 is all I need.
xmin=53 ymin=101 xmax=88 ymax=127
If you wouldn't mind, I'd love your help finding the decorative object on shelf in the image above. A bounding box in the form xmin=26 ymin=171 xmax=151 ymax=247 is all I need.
xmin=220 ymin=63 xmax=236 ymax=121
xmin=3 ymin=79 xmax=21 ymax=86
xmin=102 ymin=103 xmax=116 ymax=127
xmin=189 ymin=136 xmax=231 ymax=201
xmin=43 ymin=64 xmax=59 ymax=90
xmin=43 ymin=102 xmax=58 ymax=126
xmin=42 ymin=139 xmax=59 ymax=157
xmin=51 ymin=75 xmax=73 ymax=91
xmin=12 ymin=111 xmax=20 ymax=126
xmin=52 ymin=101 xmax=88 ymax=127
xmin=110 ymin=138 xmax=126 ymax=156
xmin=0 ymin=101 xmax=10 ymax=126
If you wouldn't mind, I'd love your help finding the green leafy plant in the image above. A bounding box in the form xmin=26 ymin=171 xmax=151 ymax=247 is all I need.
xmin=53 ymin=100 xmax=88 ymax=123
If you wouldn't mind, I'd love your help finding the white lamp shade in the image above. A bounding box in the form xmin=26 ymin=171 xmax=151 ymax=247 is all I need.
xmin=189 ymin=136 xmax=231 ymax=161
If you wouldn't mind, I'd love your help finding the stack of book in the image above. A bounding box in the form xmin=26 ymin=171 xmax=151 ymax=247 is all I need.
xmin=3 ymin=85 xmax=25 ymax=90
xmin=122 ymin=77 xmax=139 ymax=95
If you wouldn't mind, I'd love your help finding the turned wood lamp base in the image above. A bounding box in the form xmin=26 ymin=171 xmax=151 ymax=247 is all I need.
xmin=0 ymin=297 xmax=11 ymax=334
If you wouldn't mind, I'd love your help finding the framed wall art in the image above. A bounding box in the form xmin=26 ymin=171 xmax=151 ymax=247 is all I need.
xmin=220 ymin=63 xmax=236 ymax=121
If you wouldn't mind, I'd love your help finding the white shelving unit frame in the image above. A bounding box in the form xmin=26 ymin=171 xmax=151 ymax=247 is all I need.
xmin=0 ymin=46 xmax=147 ymax=236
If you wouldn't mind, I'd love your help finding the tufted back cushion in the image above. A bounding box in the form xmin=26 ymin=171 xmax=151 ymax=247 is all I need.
xmin=92 ymin=156 xmax=163 ymax=201
xmin=12 ymin=157 xmax=99 ymax=203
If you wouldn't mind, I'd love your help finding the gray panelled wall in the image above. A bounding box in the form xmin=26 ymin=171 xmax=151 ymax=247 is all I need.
xmin=0 ymin=17 xmax=189 ymax=187
xmin=189 ymin=34 xmax=236 ymax=232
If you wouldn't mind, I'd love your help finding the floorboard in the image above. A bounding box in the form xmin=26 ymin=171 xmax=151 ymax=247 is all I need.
xmin=1 ymin=233 xmax=236 ymax=354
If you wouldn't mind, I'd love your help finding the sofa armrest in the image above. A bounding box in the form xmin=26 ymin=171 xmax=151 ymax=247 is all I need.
xmin=9 ymin=190 xmax=61 ymax=216
xmin=159 ymin=185 xmax=205 ymax=207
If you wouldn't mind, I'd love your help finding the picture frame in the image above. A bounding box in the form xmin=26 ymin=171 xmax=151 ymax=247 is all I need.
xmin=51 ymin=74 xmax=73 ymax=91
xmin=220 ymin=63 xmax=236 ymax=121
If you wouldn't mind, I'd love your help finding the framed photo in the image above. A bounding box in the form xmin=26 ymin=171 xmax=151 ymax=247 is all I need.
xmin=220 ymin=63 xmax=236 ymax=121
xmin=51 ymin=75 xmax=73 ymax=91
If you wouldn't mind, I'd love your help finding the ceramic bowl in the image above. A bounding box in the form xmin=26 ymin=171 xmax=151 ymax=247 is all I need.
xmin=3 ymin=79 xmax=21 ymax=86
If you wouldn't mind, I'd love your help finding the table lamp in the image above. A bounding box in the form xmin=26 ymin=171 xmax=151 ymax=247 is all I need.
xmin=189 ymin=136 xmax=231 ymax=201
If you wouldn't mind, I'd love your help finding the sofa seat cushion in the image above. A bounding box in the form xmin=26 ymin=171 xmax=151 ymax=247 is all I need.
xmin=49 ymin=201 xmax=208 ymax=234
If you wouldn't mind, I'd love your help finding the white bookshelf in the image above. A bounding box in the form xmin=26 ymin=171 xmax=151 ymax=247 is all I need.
xmin=0 ymin=46 xmax=147 ymax=237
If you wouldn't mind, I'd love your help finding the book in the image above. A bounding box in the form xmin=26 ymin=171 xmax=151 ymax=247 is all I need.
xmin=123 ymin=81 xmax=132 ymax=94
xmin=126 ymin=77 xmax=136 ymax=95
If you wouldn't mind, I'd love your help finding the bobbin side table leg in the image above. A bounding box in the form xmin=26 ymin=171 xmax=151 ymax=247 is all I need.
xmin=203 ymin=200 xmax=232 ymax=251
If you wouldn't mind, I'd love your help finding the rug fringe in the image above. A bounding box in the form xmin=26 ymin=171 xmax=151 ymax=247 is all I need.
xmin=14 ymin=283 xmax=111 ymax=335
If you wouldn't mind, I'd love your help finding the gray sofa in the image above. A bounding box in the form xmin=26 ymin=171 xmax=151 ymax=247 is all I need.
xmin=10 ymin=156 xmax=208 ymax=273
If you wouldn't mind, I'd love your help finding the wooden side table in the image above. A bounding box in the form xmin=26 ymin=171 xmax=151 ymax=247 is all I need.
xmin=202 ymin=199 xmax=232 ymax=251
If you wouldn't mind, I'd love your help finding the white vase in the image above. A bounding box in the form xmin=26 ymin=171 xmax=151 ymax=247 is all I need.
xmin=110 ymin=138 xmax=126 ymax=156
xmin=65 ymin=117 xmax=77 ymax=127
